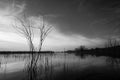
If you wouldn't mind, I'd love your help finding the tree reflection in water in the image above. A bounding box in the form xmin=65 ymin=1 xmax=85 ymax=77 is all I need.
xmin=1 ymin=53 xmax=120 ymax=80
xmin=106 ymin=57 xmax=120 ymax=69
xmin=25 ymin=53 xmax=54 ymax=80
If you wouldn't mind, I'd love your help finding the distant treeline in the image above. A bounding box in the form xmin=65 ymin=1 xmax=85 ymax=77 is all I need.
xmin=0 ymin=51 xmax=55 ymax=54
xmin=65 ymin=46 xmax=120 ymax=58
xmin=65 ymin=38 xmax=120 ymax=58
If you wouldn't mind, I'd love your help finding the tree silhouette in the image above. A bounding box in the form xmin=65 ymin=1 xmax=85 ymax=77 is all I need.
xmin=13 ymin=14 xmax=52 ymax=80
xmin=105 ymin=38 xmax=120 ymax=48
xmin=31 ymin=15 xmax=52 ymax=52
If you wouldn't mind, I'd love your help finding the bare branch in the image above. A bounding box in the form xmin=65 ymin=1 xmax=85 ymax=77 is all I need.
xmin=13 ymin=15 xmax=35 ymax=51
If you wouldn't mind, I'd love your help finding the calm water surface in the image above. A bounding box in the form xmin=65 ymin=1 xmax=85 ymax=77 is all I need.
xmin=0 ymin=53 xmax=120 ymax=80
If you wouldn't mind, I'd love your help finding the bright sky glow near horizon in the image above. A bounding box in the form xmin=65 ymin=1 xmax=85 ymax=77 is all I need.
xmin=0 ymin=0 xmax=119 ymax=51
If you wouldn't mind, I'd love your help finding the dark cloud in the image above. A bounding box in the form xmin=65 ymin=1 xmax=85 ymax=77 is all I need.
xmin=20 ymin=0 xmax=120 ymax=38
xmin=76 ymin=0 xmax=120 ymax=37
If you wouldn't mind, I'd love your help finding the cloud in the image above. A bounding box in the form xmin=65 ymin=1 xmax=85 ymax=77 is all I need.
xmin=0 ymin=31 xmax=26 ymax=44
xmin=0 ymin=0 xmax=26 ymax=16
xmin=30 ymin=16 xmax=105 ymax=44
xmin=0 ymin=40 xmax=28 ymax=51
xmin=0 ymin=1 xmax=106 ymax=51
xmin=41 ymin=29 xmax=105 ymax=50
xmin=0 ymin=0 xmax=26 ymax=31
xmin=0 ymin=30 xmax=105 ymax=51
xmin=46 ymin=0 xmax=120 ymax=39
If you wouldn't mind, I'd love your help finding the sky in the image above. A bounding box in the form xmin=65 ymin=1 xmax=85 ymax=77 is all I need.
xmin=0 ymin=0 xmax=120 ymax=51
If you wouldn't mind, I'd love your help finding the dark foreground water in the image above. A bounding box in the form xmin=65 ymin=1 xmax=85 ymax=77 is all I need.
xmin=0 ymin=53 xmax=120 ymax=80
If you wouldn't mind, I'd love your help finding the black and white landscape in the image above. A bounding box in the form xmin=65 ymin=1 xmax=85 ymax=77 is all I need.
xmin=0 ymin=0 xmax=120 ymax=80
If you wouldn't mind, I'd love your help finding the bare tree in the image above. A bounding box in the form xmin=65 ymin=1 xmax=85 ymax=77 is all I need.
xmin=13 ymin=15 xmax=35 ymax=51
xmin=38 ymin=16 xmax=52 ymax=52
xmin=28 ymin=16 xmax=52 ymax=80
xmin=32 ymin=15 xmax=52 ymax=52
xmin=12 ymin=15 xmax=41 ymax=80
xmin=10 ymin=1 xmax=52 ymax=80
xmin=31 ymin=15 xmax=52 ymax=68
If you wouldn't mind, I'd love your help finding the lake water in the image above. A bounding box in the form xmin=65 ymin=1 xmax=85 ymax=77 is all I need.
xmin=0 ymin=53 xmax=120 ymax=80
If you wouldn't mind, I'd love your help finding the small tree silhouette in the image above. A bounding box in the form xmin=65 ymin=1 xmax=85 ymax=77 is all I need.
xmin=105 ymin=38 xmax=120 ymax=48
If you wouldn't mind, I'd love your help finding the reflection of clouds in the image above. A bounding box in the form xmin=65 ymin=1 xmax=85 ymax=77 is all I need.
xmin=0 ymin=54 xmax=109 ymax=75
xmin=0 ymin=61 xmax=25 ymax=73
